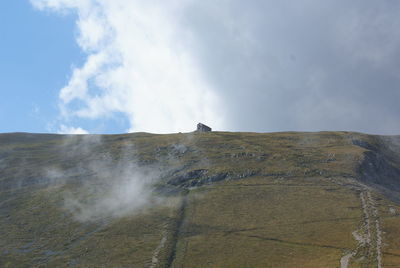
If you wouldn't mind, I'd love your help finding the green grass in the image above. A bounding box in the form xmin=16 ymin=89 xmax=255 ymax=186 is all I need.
xmin=1 ymin=131 xmax=400 ymax=267
xmin=171 ymin=176 xmax=361 ymax=268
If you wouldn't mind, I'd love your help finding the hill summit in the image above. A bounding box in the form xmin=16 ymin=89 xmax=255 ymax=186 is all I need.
xmin=1 ymin=131 xmax=400 ymax=267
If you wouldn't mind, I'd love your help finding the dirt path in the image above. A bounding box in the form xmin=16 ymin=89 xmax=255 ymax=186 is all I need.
xmin=166 ymin=194 xmax=189 ymax=268
xmin=340 ymin=253 xmax=353 ymax=268
xmin=355 ymin=190 xmax=383 ymax=267
xmin=150 ymin=229 xmax=168 ymax=268
xmin=366 ymin=191 xmax=383 ymax=268
xmin=360 ymin=191 xmax=372 ymax=254
xmin=341 ymin=188 xmax=383 ymax=268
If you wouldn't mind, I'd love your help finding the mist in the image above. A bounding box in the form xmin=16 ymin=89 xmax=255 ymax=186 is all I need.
xmin=43 ymin=135 xmax=171 ymax=222
xmin=62 ymin=160 xmax=161 ymax=222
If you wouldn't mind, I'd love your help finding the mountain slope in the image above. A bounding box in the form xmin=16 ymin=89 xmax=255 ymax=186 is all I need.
xmin=0 ymin=131 xmax=400 ymax=267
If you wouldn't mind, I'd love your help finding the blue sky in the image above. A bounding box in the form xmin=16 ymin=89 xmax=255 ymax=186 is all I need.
xmin=0 ymin=1 xmax=129 ymax=134
xmin=2 ymin=1 xmax=400 ymax=134
xmin=0 ymin=1 xmax=78 ymax=132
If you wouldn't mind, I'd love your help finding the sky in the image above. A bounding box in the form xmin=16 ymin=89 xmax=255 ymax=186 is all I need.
xmin=1 ymin=0 xmax=400 ymax=134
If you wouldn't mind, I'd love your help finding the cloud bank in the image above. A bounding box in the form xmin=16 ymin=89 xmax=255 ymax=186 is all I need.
xmin=32 ymin=0 xmax=225 ymax=134
xmin=32 ymin=0 xmax=400 ymax=134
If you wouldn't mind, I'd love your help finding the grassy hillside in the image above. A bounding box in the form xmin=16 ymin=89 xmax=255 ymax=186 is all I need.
xmin=0 ymin=131 xmax=400 ymax=267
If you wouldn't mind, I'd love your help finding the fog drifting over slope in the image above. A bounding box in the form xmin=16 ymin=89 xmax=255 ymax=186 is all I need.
xmin=43 ymin=135 xmax=168 ymax=222
xmin=31 ymin=0 xmax=400 ymax=134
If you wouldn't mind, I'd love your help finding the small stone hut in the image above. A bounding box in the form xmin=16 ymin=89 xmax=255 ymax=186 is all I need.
xmin=197 ymin=123 xmax=212 ymax=132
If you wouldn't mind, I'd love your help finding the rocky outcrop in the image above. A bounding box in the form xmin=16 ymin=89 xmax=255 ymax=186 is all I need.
xmin=353 ymin=138 xmax=400 ymax=202
xmin=358 ymin=150 xmax=400 ymax=191
xmin=167 ymin=169 xmax=229 ymax=187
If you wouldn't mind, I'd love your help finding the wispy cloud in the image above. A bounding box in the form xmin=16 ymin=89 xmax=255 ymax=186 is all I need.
xmin=31 ymin=0 xmax=225 ymax=134
xmin=58 ymin=124 xmax=89 ymax=134
xmin=31 ymin=0 xmax=400 ymax=134
xmin=42 ymin=134 xmax=178 ymax=222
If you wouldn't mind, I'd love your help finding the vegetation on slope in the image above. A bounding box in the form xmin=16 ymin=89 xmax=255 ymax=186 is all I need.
xmin=0 ymin=131 xmax=400 ymax=267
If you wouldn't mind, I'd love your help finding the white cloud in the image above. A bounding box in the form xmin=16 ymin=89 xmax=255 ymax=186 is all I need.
xmin=58 ymin=124 xmax=89 ymax=134
xmin=31 ymin=0 xmax=400 ymax=134
xmin=31 ymin=0 xmax=226 ymax=134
